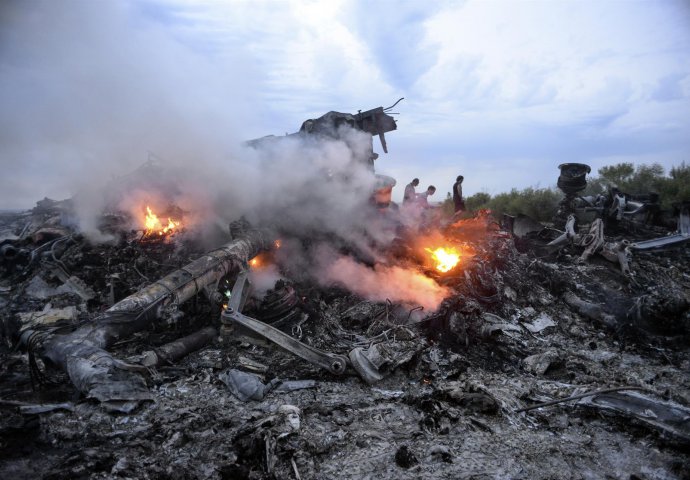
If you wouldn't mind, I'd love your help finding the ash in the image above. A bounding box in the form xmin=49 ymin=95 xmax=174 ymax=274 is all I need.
xmin=1 ymin=198 xmax=689 ymax=480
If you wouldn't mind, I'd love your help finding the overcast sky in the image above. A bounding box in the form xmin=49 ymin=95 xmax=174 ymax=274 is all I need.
xmin=1 ymin=0 xmax=689 ymax=208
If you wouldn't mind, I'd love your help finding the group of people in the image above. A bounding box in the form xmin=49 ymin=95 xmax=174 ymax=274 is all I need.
xmin=402 ymin=175 xmax=465 ymax=213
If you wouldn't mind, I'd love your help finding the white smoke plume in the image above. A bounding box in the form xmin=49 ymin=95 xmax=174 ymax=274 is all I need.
xmin=0 ymin=1 xmax=448 ymax=309
xmin=0 ymin=1 xmax=257 ymax=211
xmin=248 ymin=263 xmax=284 ymax=299
xmin=321 ymin=255 xmax=449 ymax=311
xmin=0 ymin=2 xmax=382 ymax=241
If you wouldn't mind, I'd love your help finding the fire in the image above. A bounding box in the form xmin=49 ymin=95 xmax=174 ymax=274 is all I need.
xmin=249 ymin=256 xmax=260 ymax=268
xmin=425 ymin=246 xmax=461 ymax=273
xmin=144 ymin=206 xmax=181 ymax=237
xmin=274 ymin=239 xmax=282 ymax=249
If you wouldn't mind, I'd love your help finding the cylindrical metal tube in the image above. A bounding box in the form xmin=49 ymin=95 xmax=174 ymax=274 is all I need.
xmin=77 ymin=228 xmax=273 ymax=349
xmin=141 ymin=326 xmax=217 ymax=367
xmin=31 ymin=228 xmax=274 ymax=403
xmin=0 ymin=244 xmax=18 ymax=259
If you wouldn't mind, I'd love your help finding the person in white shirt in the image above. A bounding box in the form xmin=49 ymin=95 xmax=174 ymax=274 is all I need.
xmin=416 ymin=185 xmax=436 ymax=208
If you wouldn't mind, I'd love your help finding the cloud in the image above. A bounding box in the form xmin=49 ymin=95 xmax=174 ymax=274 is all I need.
xmin=343 ymin=1 xmax=441 ymax=91
xmin=1 ymin=0 xmax=689 ymax=211
xmin=375 ymin=0 xmax=690 ymax=200
xmin=651 ymin=73 xmax=688 ymax=102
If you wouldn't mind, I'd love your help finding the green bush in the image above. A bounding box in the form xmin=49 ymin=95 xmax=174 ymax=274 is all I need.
xmin=661 ymin=163 xmax=690 ymax=207
xmin=597 ymin=162 xmax=690 ymax=207
xmin=483 ymin=187 xmax=561 ymax=222
xmin=447 ymin=161 xmax=689 ymax=223
xmin=465 ymin=192 xmax=491 ymax=211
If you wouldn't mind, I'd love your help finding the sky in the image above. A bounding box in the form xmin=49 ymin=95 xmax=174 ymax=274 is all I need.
xmin=1 ymin=0 xmax=689 ymax=208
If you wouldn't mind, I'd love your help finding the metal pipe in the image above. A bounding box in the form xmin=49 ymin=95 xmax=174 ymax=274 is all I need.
xmin=141 ymin=326 xmax=218 ymax=367
xmin=24 ymin=228 xmax=273 ymax=407
xmin=0 ymin=244 xmax=18 ymax=259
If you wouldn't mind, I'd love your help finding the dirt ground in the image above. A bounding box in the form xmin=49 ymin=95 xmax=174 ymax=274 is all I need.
xmin=1 ymin=207 xmax=689 ymax=479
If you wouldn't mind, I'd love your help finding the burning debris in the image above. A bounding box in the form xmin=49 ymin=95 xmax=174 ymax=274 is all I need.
xmin=143 ymin=205 xmax=182 ymax=238
xmin=1 ymin=110 xmax=689 ymax=479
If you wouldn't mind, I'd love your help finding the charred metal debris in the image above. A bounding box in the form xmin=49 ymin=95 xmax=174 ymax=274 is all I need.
xmin=1 ymin=125 xmax=690 ymax=478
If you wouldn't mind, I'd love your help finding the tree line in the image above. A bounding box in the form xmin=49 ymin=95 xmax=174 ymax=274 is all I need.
xmin=441 ymin=162 xmax=690 ymax=222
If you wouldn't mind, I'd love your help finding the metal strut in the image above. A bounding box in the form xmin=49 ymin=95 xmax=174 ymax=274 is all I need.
xmin=221 ymin=272 xmax=349 ymax=375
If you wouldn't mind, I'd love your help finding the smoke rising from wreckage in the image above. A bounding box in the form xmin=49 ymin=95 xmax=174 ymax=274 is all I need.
xmin=1 ymin=105 xmax=690 ymax=479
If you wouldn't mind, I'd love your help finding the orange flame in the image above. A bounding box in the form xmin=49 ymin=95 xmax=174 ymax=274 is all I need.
xmin=144 ymin=206 xmax=181 ymax=237
xmin=425 ymin=246 xmax=461 ymax=273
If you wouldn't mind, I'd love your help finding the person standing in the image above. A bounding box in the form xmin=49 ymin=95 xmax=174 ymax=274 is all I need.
xmin=453 ymin=175 xmax=464 ymax=213
xmin=417 ymin=185 xmax=436 ymax=208
xmin=403 ymin=178 xmax=419 ymax=205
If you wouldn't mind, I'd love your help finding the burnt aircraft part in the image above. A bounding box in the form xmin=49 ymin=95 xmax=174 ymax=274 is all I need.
xmin=0 ymin=240 xmax=30 ymax=270
xmin=505 ymin=214 xmax=545 ymax=239
xmin=577 ymin=391 xmax=690 ymax=446
xmin=0 ymin=243 xmax=18 ymax=259
xmin=354 ymin=106 xmax=398 ymax=154
xmin=300 ymin=108 xmax=398 ymax=154
xmin=224 ymin=309 xmax=348 ymax=375
xmin=248 ymin=102 xmax=399 ymax=158
xmin=22 ymin=228 xmax=274 ymax=407
xmin=557 ymin=163 xmax=591 ymax=195
xmin=630 ymin=202 xmax=690 ymax=251
xmin=141 ymin=326 xmax=217 ymax=368
xmin=555 ymin=163 xmax=591 ymax=227
xmin=349 ymin=345 xmax=387 ymax=384
xmin=254 ymin=281 xmax=301 ymax=326
xmin=554 ymin=166 xmax=673 ymax=232
xmin=373 ymin=174 xmax=397 ymax=208
xmin=222 ymin=273 xmax=348 ymax=375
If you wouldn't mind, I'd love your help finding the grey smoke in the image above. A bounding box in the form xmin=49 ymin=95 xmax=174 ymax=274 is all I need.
xmin=0 ymin=1 xmax=257 ymax=210
xmin=0 ymin=1 xmax=448 ymax=310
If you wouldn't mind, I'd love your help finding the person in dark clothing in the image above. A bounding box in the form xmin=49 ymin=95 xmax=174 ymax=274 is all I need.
xmin=403 ymin=178 xmax=420 ymax=206
xmin=453 ymin=175 xmax=464 ymax=213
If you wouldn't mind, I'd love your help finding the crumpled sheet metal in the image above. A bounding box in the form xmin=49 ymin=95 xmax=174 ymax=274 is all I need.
xmin=63 ymin=343 xmax=153 ymax=412
xmin=30 ymin=229 xmax=274 ymax=409
xmin=630 ymin=204 xmax=690 ymax=250
xmin=577 ymin=390 xmax=690 ymax=446
xmin=219 ymin=369 xmax=316 ymax=402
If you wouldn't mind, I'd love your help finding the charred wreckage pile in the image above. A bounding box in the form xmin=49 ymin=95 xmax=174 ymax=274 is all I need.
xmin=1 ymin=105 xmax=690 ymax=479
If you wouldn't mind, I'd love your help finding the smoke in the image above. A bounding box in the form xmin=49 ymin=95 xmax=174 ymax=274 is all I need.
xmin=0 ymin=1 xmax=380 ymax=236
xmin=0 ymin=1 xmax=257 ymax=210
xmin=0 ymin=1 xmax=447 ymax=309
xmin=249 ymin=263 xmax=283 ymax=299
xmin=321 ymin=255 xmax=449 ymax=311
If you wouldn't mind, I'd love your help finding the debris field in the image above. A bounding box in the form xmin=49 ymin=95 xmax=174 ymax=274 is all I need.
xmin=1 ymin=193 xmax=689 ymax=480
xmin=1 ymin=109 xmax=689 ymax=479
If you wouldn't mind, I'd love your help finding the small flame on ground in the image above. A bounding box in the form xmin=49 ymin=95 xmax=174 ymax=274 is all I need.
xmin=425 ymin=246 xmax=461 ymax=273
xmin=248 ymin=252 xmax=275 ymax=270
xmin=274 ymin=239 xmax=282 ymax=249
xmin=144 ymin=206 xmax=180 ymax=237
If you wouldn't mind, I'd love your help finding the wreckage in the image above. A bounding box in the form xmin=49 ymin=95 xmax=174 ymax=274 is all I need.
xmin=1 ymin=110 xmax=690 ymax=478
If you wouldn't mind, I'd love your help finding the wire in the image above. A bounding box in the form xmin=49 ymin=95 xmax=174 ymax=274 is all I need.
xmin=383 ymin=97 xmax=405 ymax=111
